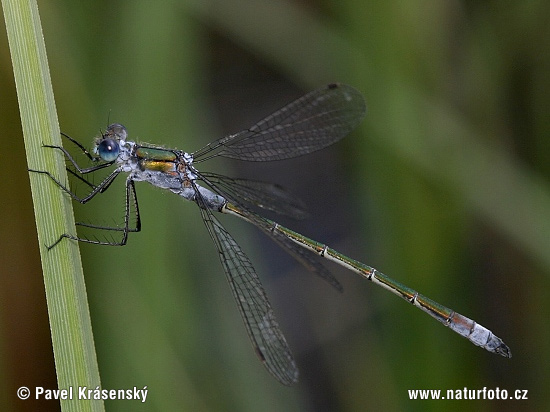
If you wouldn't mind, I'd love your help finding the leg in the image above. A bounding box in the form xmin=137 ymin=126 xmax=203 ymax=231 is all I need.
xmin=28 ymin=168 xmax=121 ymax=204
xmin=47 ymin=177 xmax=141 ymax=249
xmin=41 ymin=131 xmax=114 ymax=173
xmin=29 ymin=128 xmax=119 ymax=201
xmin=74 ymin=178 xmax=141 ymax=234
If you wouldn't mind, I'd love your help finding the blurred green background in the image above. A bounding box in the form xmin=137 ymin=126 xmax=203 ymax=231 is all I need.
xmin=1 ymin=0 xmax=549 ymax=411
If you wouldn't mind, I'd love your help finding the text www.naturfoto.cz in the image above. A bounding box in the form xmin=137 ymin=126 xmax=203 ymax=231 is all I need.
xmin=408 ymin=387 xmax=528 ymax=400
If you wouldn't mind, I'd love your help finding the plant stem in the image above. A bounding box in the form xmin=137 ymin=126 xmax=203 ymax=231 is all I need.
xmin=2 ymin=1 xmax=103 ymax=410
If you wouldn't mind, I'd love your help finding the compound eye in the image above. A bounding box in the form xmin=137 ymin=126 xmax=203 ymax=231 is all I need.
xmin=98 ymin=138 xmax=120 ymax=161
xmin=106 ymin=123 xmax=127 ymax=140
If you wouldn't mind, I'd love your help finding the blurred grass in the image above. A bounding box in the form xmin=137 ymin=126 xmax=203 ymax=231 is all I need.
xmin=1 ymin=0 xmax=549 ymax=411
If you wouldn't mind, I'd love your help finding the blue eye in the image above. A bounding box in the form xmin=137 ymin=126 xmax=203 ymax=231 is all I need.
xmin=98 ymin=138 xmax=120 ymax=162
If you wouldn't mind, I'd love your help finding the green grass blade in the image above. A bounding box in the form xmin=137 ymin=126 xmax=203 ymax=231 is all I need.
xmin=1 ymin=1 xmax=103 ymax=410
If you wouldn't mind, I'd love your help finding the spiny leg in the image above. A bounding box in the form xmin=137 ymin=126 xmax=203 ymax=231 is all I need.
xmin=46 ymin=177 xmax=140 ymax=249
xmin=28 ymin=168 xmax=121 ymax=204
xmin=74 ymin=179 xmax=141 ymax=235
xmin=42 ymin=131 xmax=114 ymax=174
xmin=67 ymin=168 xmax=96 ymax=190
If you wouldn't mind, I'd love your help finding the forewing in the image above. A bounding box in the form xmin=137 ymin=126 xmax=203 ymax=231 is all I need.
xmin=193 ymin=83 xmax=366 ymax=162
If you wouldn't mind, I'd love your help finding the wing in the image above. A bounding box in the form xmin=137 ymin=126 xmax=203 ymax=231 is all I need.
xmin=198 ymin=172 xmax=309 ymax=219
xmin=264 ymin=225 xmax=344 ymax=293
xmin=197 ymin=202 xmax=299 ymax=385
xmin=192 ymin=83 xmax=366 ymax=162
xmin=195 ymin=169 xmax=344 ymax=292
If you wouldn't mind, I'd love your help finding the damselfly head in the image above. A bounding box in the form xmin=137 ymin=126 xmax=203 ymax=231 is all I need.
xmin=92 ymin=123 xmax=127 ymax=161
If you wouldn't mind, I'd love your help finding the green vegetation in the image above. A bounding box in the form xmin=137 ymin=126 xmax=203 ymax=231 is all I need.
xmin=1 ymin=1 xmax=548 ymax=411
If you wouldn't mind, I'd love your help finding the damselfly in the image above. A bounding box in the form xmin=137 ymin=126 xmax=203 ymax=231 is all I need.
xmin=31 ymin=83 xmax=510 ymax=385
